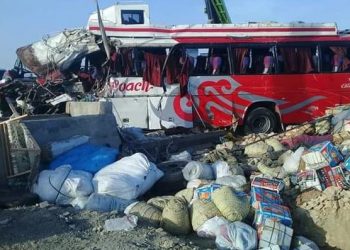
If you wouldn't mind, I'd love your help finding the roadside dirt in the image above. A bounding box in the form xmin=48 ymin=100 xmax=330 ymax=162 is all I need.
xmin=291 ymin=187 xmax=350 ymax=250
xmin=0 ymin=205 xmax=216 ymax=250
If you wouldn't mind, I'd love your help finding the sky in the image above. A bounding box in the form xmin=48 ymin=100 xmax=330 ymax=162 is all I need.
xmin=1 ymin=0 xmax=349 ymax=69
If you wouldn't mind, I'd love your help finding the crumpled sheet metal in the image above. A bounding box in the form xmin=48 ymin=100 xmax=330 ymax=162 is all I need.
xmin=16 ymin=29 xmax=101 ymax=76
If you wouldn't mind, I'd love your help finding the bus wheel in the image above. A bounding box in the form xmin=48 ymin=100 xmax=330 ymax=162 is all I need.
xmin=244 ymin=107 xmax=277 ymax=134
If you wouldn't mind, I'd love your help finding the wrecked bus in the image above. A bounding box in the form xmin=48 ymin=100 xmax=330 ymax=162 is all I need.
xmin=15 ymin=3 xmax=350 ymax=133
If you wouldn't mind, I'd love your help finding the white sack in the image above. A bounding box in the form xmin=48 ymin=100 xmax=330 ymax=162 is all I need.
xmin=93 ymin=153 xmax=163 ymax=200
xmin=215 ymin=175 xmax=247 ymax=191
xmin=215 ymin=222 xmax=257 ymax=250
xmin=197 ymin=216 xmax=230 ymax=238
xmin=32 ymin=165 xmax=93 ymax=204
xmin=182 ymin=161 xmax=214 ymax=181
xmin=282 ymin=147 xmax=305 ymax=174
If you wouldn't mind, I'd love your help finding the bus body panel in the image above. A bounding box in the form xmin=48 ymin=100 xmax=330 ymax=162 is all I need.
xmin=106 ymin=72 xmax=350 ymax=129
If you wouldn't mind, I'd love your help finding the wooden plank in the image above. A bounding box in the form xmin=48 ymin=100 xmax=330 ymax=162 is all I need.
xmin=3 ymin=123 xmax=13 ymax=176
xmin=0 ymin=114 xmax=27 ymax=125
xmin=7 ymin=170 xmax=31 ymax=179
xmin=0 ymin=124 xmax=8 ymax=186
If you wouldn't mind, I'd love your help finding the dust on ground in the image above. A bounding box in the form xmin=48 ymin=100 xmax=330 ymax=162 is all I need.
xmin=0 ymin=205 xmax=215 ymax=250
xmin=289 ymin=187 xmax=350 ymax=250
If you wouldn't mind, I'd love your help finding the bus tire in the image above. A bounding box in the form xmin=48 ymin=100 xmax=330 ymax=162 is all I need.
xmin=244 ymin=107 xmax=277 ymax=134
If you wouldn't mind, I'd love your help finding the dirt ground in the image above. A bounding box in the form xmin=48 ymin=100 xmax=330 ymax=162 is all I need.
xmin=0 ymin=204 xmax=216 ymax=250
xmin=291 ymin=187 xmax=350 ymax=250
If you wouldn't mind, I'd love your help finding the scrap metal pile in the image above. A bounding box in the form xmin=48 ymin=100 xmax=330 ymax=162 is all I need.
xmin=28 ymin=104 xmax=350 ymax=249
xmin=0 ymin=29 xmax=107 ymax=117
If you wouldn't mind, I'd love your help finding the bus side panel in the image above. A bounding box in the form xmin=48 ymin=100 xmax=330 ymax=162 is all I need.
xmin=111 ymin=97 xmax=148 ymax=128
xmin=106 ymin=77 xmax=194 ymax=129
xmin=148 ymin=95 xmax=193 ymax=129
xmin=262 ymin=73 xmax=343 ymax=124
xmin=188 ymin=76 xmax=240 ymax=128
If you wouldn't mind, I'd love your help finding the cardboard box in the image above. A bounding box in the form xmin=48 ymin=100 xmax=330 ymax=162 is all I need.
xmin=297 ymin=170 xmax=322 ymax=191
xmin=195 ymin=183 xmax=222 ymax=202
xmin=251 ymin=187 xmax=282 ymax=209
xmin=302 ymin=141 xmax=343 ymax=169
xmin=344 ymin=156 xmax=350 ymax=171
xmin=251 ymin=177 xmax=284 ymax=193
xmin=254 ymin=202 xmax=292 ymax=228
xmin=316 ymin=165 xmax=349 ymax=190
xmin=258 ymin=219 xmax=293 ymax=250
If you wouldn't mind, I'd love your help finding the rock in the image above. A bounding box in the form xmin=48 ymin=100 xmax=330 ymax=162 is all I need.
xmin=61 ymin=211 xmax=71 ymax=217
xmin=216 ymin=141 xmax=234 ymax=150
xmin=161 ymin=239 xmax=175 ymax=249
xmin=39 ymin=201 xmax=50 ymax=208
xmin=265 ymin=138 xmax=285 ymax=152
xmin=244 ymin=141 xmax=271 ymax=157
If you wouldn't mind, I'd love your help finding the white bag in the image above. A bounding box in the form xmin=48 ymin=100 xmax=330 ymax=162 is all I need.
xmin=197 ymin=216 xmax=230 ymax=238
xmin=292 ymin=236 xmax=319 ymax=250
xmin=169 ymin=150 xmax=192 ymax=161
xmin=32 ymin=165 xmax=93 ymax=204
xmin=187 ymin=179 xmax=212 ymax=189
xmin=93 ymin=153 xmax=163 ymax=200
xmin=182 ymin=161 xmax=214 ymax=181
xmin=282 ymin=147 xmax=305 ymax=174
xmin=211 ymin=161 xmax=244 ymax=179
xmin=215 ymin=222 xmax=257 ymax=250
xmin=215 ymin=175 xmax=247 ymax=191
xmin=85 ymin=193 xmax=135 ymax=212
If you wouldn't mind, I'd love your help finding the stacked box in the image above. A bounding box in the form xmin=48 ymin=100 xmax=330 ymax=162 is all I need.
xmin=251 ymin=177 xmax=284 ymax=193
xmin=344 ymin=156 xmax=350 ymax=171
xmin=194 ymin=183 xmax=221 ymax=202
xmin=302 ymin=141 xmax=343 ymax=169
xmin=316 ymin=165 xmax=349 ymax=190
xmin=297 ymin=170 xmax=322 ymax=191
xmin=254 ymin=202 xmax=292 ymax=228
xmin=258 ymin=219 xmax=293 ymax=250
xmin=251 ymin=187 xmax=282 ymax=209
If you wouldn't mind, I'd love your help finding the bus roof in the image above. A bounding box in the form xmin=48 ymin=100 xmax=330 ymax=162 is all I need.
xmin=89 ymin=22 xmax=339 ymax=39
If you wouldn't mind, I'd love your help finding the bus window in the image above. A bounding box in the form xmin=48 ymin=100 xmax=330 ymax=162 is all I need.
xmin=121 ymin=10 xmax=145 ymax=25
xmin=320 ymin=46 xmax=350 ymax=73
xmin=232 ymin=47 xmax=275 ymax=75
xmin=277 ymin=45 xmax=317 ymax=74
xmin=186 ymin=46 xmax=229 ymax=76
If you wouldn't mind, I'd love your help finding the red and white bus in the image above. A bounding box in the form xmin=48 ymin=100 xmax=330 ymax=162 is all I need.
xmin=88 ymin=3 xmax=350 ymax=133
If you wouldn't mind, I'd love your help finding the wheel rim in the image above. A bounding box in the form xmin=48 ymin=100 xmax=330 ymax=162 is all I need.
xmin=251 ymin=115 xmax=271 ymax=133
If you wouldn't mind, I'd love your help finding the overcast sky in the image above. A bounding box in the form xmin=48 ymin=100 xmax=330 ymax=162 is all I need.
xmin=1 ymin=0 xmax=349 ymax=69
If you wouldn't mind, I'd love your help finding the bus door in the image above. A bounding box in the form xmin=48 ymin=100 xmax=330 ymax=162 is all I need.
xmin=186 ymin=45 xmax=236 ymax=128
xmin=147 ymin=46 xmax=193 ymax=129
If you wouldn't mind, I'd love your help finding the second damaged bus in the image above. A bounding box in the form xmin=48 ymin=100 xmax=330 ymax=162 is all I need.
xmin=88 ymin=3 xmax=350 ymax=133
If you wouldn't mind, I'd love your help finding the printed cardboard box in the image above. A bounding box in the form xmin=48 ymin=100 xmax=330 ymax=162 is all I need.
xmin=251 ymin=187 xmax=282 ymax=209
xmin=316 ymin=165 xmax=349 ymax=190
xmin=302 ymin=141 xmax=343 ymax=169
xmin=194 ymin=183 xmax=222 ymax=202
xmin=297 ymin=170 xmax=322 ymax=191
xmin=254 ymin=202 xmax=292 ymax=228
xmin=251 ymin=177 xmax=284 ymax=193
xmin=258 ymin=218 xmax=293 ymax=250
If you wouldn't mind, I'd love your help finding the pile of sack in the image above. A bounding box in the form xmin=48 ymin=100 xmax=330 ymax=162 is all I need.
xmin=33 ymin=145 xmax=164 ymax=212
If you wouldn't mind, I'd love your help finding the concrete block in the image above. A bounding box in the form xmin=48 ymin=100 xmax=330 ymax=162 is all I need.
xmin=66 ymin=101 xmax=112 ymax=117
